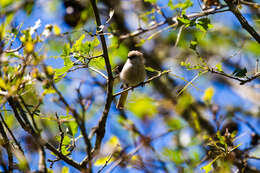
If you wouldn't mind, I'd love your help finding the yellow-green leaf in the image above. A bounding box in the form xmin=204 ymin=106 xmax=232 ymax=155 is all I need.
xmin=95 ymin=156 xmax=114 ymax=166
xmin=53 ymin=25 xmax=61 ymax=35
xmin=216 ymin=63 xmax=223 ymax=72
xmin=128 ymin=93 xmax=157 ymax=119
xmin=61 ymin=166 xmax=69 ymax=173
xmin=106 ymin=136 xmax=120 ymax=148
xmin=202 ymin=87 xmax=214 ymax=103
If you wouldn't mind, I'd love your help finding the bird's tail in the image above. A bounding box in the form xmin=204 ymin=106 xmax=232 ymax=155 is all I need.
xmin=116 ymin=91 xmax=128 ymax=109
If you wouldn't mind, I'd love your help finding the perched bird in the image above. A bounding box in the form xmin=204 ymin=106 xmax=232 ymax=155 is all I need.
xmin=116 ymin=50 xmax=146 ymax=109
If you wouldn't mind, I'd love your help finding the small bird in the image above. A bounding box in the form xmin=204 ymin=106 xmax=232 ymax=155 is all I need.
xmin=116 ymin=50 xmax=146 ymax=109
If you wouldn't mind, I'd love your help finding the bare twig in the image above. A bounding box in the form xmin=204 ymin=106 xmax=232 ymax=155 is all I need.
xmin=97 ymin=154 xmax=113 ymax=173
xmin=209 ymin=68 xmax=260 ymax=85
xmin=38 ymin=146 xmax=47 ymax=173
xmin=45 ymin=71 xmax=93 ymax=170
xmin=0 ymin=121 xmax=14 ymax=172
xmin=4 ymin=44 xmax=23 ymax=53
xmin=224 ymin=0 xmax=260 ymax=43
xmin=248 ymin=156 xmax=260 ymax=160
xmin=119 ymin=6 xmax=229 ymax=41
xmin=89 ymin=67 xmax=108 ymax=80
xmin=55 ymin=113 xmax=65 ymax=153
xmin=0 ymin=113 xmax=25 ymax=155
xmin=113 ymin=70 xmax=170 ymax=97
xmin=175 ymin=25 xmax=184 ymax=47
xmin=240 ymin=0 xmax=260 ymax=9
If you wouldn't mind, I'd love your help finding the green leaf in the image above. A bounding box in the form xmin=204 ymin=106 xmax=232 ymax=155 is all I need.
xmin=244 ymin=41 xmax=260 ymax=56
xmin=196 ymin=18 xmax=213 ymax=32
xmin=176 ymin=93 xmax=194 ymax=114
xmin=62 ymin=136 xmax=71 ymax=146
xmin=145 ymin=66 xmax=159 ymax=73
xmin=202 ymin=87 xmax=215 ymax=103
xmin=216 ymin=63 xmax=223 ymax=72
xmin=202 ymin=161 xmax=213 ymax=173
xmin=128 ymin=93 xmax=158 ymax=119
xmin=95 ymin=156 xmax=114 ymax=166
xmin=61 ymin=43 xmax=71 ymax=57
xmin=92 ymin=36 xmax=100 ymax=47
xmin=166 ymin=117 xmax=185 ymax=130
xmin=144 ymin=0 xmax=157 ymax=3
xmin=72 ymin=34 xmax=85 ymax=52
xmin=177 ymin=15 xmax=191 ymax=25
xmin=189 ymin=39 xmax=197 ymax=50
xmin=64 ymin=121 xmax=78 ymax=137
xmin=61 ymin=166 xmax=69 ymax=173
xmin=168 ymin=0 xmax=193 ymax=10
xmin=163 ymin=148 xmax=184 ymax=165
xmin=0 ymin=0 xmax=14 ymax=8
xmin=232 ymin=68 xmax=247 ymax=77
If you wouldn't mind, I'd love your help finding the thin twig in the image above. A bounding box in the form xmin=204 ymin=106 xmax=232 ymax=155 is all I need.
xmin=4 ymin=44 xmax=23 ymax=53
xmin=55 ymin=113 xmax=65 ymax=153
xmin=240 ymin=0 xmax=260 ymax=9
xmin=209 ymin=68 xmax=260 ymax=85
xmin=113 ymin=70 xmax=170 ymax=97
xmin=119 ymin=6 xmax=229 ymax=41
xmin=0 ymin=121 xmax=14 ymax=172
xmin=89 ymin=67 xmax=108 ymax=80
xmin=175 ymin=25 xmax=184 ymax=47
xmin=38 ymin=146 xmax=47 ymax=173
xmin=0 ymin=113 xmax=25 ymax=155
xmin=45 ymin=66 xmax=93 ymax=170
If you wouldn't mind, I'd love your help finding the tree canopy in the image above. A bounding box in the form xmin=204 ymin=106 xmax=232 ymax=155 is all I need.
xmin=0 ymin=0 xmax=260 ymax=172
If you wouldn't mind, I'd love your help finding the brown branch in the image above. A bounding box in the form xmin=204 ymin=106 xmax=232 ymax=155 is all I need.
xmin=44 ymin=142 xmax=82 ymax=170
xmin=240 ymin=0 xmax=260 ymax=9
xmin=4 ymin=44 xmax=23 ymax=53
xmin=55 ymin=113 xmax=65 ymax=153
xmin=209 ymin=68 xmax=260 ymax=85
xmin=46 ymin=73 xmax=93 ymax=170
xmin=38 ymin=146 xmax=47 ymax=173
xmin=90 ymin=0 xmax=114 ymax=154
xmin=224 ymin=0 xmax=260 ymax=43
xmin=0 ymin=121 xmax=14 ymax=172
xmin=0 ymin=112 xmax=25 ymax=155
xmin=119 ymin=6 xmax=229 ymax=41
xmin=113 ymin=70 xmax=171 ymax=97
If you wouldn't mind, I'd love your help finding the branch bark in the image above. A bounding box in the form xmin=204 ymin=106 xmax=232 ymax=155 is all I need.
xmin=224 ymin=0 xmax=260 ymax=43
xmin=90 ymin=0 xmax=114 ymax=154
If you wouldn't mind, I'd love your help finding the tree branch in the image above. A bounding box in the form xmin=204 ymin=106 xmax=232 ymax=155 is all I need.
xmin=240 ymin=0 xmax=260 ymax=9
xmin=113 ymin=70 xmax=170 ymax=97
xmin=224 ymin=0 xmax=260 ymax=43
xmin=90 ymin=0 xmax=114 ymax=154
xmin=119 ymin=6 xmax=229 ymax=41
xmin=209 ymin=68 xmax=260 ymax=85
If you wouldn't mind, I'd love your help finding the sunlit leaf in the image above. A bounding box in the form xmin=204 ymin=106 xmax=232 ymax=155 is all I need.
xmin=106 ymin=136 xmax=120 ymax=148
xmin=144 ymin=0 xmax=157 ymax=3
xmin=189 ymin=39 xmax=197 ymax=50
xmin=128 ymin=93 xmax=157 ymax=119
xmin=53 ymin=25 xmax=61 ymax=35
xmin=163 ymin=148 xmax=184 ymax=165
xmin=196 ymin=18 xmax=213 ymax=32
xmin=202 ymin=161 xmax=213 ymax=173
xmin=202 ymin=87 xmax=215 ymax=103
xmin=168 ymin=0 xmax=193 ymax=10
xmin=216 ymin=63 xmax=223 ymax=72
xmin=95 ymin=155 xmax=114 ymax=166
xmin=61 ymin=166 xmax=69 ymax=173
